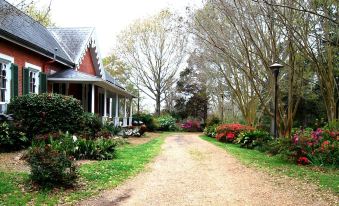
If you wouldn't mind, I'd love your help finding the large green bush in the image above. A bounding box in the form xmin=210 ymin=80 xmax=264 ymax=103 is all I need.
xmin=27 ymin=143 xmax=78 ymax=188
xmin=156 ymin=114 xmax=177 ymax=131
xmin=203 ymin=124 xmax=218 ymax=138
xmin=7 ymin=93 xmax=84 ymax=139
xmin=133 ymin=113 xmax=158 ymax=131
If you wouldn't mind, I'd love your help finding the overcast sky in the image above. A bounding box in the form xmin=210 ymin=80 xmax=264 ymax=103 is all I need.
xmin=47 ymin=0 xmax=202 ymax=57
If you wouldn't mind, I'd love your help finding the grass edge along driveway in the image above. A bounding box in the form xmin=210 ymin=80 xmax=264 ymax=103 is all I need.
xmin=0 ymin=132 xmax=172 ymax=206
xmin=200 ymin=135 xmax=339 ymax=194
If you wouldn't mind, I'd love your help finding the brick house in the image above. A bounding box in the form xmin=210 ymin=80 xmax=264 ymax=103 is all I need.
xmin=0 ymin=0 xmax=135 ymax=126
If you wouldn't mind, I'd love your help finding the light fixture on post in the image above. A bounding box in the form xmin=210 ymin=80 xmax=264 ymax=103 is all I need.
xmin=269 ymin=63 xmax=283 ymax=138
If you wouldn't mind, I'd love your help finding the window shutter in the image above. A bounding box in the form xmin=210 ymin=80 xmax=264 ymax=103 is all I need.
xmin=39 ymin=72 xmax=47 ymax=93
xmin=10 ymin=64 xmax=18 ymax=98
xmin=22 ymin=67 xmax=29 ymax=95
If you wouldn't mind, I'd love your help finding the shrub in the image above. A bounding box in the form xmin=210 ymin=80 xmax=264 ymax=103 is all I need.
xmin=181 ymin=119 xmax=202 ymax=132
xmin=102 ymin=122 xmax=121 ymax=136
xmin=132 ymin=113 xmax=158 ymax=131
xmin=0 ymin=122 xmax=28 ymax=150
xmin=287 ymin=128 xmax=339 ymax=166
xmin=27 ymin=143 xmax=78 ymax=188
xmin=216 ymin=123 xmax=254 ymax=142
xmin=156 ymin=114 xmax=177 ymax=131
xmin=203 ymin=124 xmax=218 ymax=138
xmin=139 ymin=125 xmax=147 ymax=136
xmin=46 ymin=132 xmax=117 ymax=161
xmin=79 ymin=112 xmax=102 ymax=138
xmin=236 ymin=130 xmax=273 ymax=150
xmin=75 ymin=138 xmax=117 ymax=160
xmin=7 ymin=93 xmax=84 ymax=139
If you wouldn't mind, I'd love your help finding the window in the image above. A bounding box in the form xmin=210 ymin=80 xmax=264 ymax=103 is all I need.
xmin=0 ymin=63 xmax=7 ymax=102
xmin=29 ymin=70 xmax=37 ymax=93
xmin=0 ymin=53 xmax=13 ymax=113
xmin=25 ymin=63 xmax=41 ymax=94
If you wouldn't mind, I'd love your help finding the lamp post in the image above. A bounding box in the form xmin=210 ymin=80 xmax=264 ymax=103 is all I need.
xmin=220 ymin=93 xmax=224 ymax=121
xmin=269 ymin=63 xmax=283 ymax=138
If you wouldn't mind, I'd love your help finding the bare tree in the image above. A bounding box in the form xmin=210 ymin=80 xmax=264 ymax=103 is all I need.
xmin=116 ymin=10 xmax=187 ymax=115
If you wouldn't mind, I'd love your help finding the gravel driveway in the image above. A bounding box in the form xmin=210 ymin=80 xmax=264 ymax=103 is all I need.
xmin=78 ymin=133 xmax=338 ymax=206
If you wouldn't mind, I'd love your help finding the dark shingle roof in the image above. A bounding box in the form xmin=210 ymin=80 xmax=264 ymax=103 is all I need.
xmin=104 ymin=70 xmax=125 ymax=90
xmin=0 ymin=0 xmax=73 ymax=65
xmin=48 ymin=27 xmax=94 ymax=63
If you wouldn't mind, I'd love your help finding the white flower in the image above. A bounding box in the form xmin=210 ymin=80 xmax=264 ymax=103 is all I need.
xmin=72 ymin=135 xmax=77 ymax=142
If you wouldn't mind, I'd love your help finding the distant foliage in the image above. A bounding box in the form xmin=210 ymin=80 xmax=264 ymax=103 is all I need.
xmin=133 ymin=113 xmax=158 ymax=131
xmin=181 ymin=119 xmax=202 ymax=132
xmin=7 ymin=93 xmax=84 ymax=139
xmin=206 ymin=115 xmax=221 ymax=127
xmin=156 ymin=114 xmax=177 ymax=131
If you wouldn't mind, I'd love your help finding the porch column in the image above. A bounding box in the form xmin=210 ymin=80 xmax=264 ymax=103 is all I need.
xmin=114 ymin=93 xmax=119 ymax=126
xmin=91 ymin=84 xmax=95 ymax=114
xmin=129 ymin=98 xmax=133 ymax=126
xmin=123 ymin=97 xmax=128 ymax=127
xmin=109 ymin=98 xmax=112 ymax=119
xmin=103 ymin=89 xmax=107 ymax=122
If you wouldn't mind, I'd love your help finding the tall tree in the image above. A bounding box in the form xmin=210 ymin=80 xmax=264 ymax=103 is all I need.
xmin=116 ymin=10 xmax=187 ymax=115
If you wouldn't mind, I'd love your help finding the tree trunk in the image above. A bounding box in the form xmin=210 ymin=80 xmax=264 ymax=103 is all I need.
xmin=155 ymin=93 xmax=161 ymax=116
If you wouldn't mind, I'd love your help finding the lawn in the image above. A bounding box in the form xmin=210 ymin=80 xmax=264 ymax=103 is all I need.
xmin=200 ymin=135 xmax=339 ymax=194
xmin=0 ymin=132 xmax=171 ymax=206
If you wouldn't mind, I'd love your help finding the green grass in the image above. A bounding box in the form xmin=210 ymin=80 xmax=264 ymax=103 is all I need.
xmin=0 ymin=133 xmax=171 ymax=206
xmin=200 ymin=135 xmax=339 ymax=194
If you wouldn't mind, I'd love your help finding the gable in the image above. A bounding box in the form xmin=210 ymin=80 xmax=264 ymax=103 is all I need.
xmin=78 ymin=48 xmax=96 ymax=76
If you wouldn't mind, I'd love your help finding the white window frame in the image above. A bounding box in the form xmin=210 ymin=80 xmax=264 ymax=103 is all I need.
xmin=25 ymin=62 xmax=41 ymax=94
xmin=0 ymin=53 xmax=14 ymax=113
xmin=0 ymin=53 xmax=14 ymax=104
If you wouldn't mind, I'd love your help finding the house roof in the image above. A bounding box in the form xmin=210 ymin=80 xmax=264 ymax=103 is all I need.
xmin=48 ymin=27 xmax=94 ymax=64
xmin=48 ymin=69 xmax=135 ymax=98
xmin=48 ymin=68 xmax=102 ymax=82
xmin=0 ymin=0 xmax=73 ymax=66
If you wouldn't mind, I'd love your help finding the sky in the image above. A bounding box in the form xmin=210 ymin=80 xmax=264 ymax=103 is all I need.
xmin=46 ymin=0 xmax=202 ymax=57
xmin=47 ymin=0 xmax=203 ymax=112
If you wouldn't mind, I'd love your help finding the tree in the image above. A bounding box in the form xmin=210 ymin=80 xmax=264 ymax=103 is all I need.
xmin=116 ymin=10 xmax=187 ymax=115
xmin=175 ymin=65 xmax=208 ymax=121
xmin=4 ymin=0 xmax=54 ymax=27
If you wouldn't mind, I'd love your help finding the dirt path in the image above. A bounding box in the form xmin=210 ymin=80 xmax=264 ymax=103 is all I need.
xmin=78 ymin=133 xmax=338 ymax=206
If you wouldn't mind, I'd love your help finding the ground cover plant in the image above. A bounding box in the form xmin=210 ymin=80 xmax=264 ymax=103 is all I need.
xmin=0 ymin=133 xmax=171 ymax=205
xmin=200 ymin=135 xmax=339 ymax=193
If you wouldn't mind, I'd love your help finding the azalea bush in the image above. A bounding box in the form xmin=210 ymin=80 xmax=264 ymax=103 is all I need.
xmin=215 ymin=123 xmax=254 ymax=142
xmin=286 ymin=128 xmax=339 ymax=166
xmin=181 ymin=119 xmax=202 ymax=132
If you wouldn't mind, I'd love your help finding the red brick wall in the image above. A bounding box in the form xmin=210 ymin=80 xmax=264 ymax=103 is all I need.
xmin=78 ymin=48 xmax=97 ymax=76
xmin=0 ymin=39 xmax=67 ymax=95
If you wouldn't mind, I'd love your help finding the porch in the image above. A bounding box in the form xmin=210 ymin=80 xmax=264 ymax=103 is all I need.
xmin=48 ymin=69 xmax=135 ymax=127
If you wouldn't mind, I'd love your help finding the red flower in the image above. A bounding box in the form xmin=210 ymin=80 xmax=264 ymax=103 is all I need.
xmin=226 ymin=132 xmax=235 ymax=140
xmin=297 ymin=157 xmax=310 ymax=165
